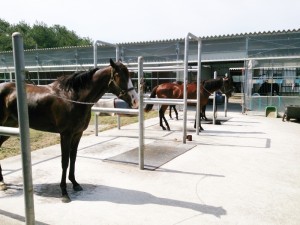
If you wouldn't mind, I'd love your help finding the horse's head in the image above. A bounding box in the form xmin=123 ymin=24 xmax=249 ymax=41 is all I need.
xmin=221 ymin=75 xmax=234 ymax=99
xmin=108 ymin=59 xmax=139 ymax=108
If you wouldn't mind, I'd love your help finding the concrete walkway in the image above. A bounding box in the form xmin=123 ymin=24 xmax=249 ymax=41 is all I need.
xmin=1 ymin=103 xmax=300 ymax=225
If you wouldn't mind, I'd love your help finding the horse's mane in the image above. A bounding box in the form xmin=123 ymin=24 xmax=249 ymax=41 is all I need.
xmin=58 ymin=68 xmax=100 ymax=91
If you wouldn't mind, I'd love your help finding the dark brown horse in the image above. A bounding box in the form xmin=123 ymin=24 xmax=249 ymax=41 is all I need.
xmin=145 ymin=77 xmax=229 ymax=131
xmin=0 ymin=59 xmax=138 ymax=202
xmin=258 ymin=81 xmax=280 ymax=96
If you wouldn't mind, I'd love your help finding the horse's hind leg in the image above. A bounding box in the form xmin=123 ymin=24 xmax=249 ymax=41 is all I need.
xmin=159 ymin=112 xmax=166 ymax=130
xmin=159 ymin=105 xmax=170 ymax=131
xmin=173 ymin=105 xmax=179 ymax=120
xmin=68 ymin=132 xmax=83 ymax=192
xmin=169 ymin=105 xmax=173 ymax=119
xmin=59 ymin=133 xmax=73 ymax=203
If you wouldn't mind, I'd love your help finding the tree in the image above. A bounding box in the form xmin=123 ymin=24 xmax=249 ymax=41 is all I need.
xmin=0 ymin=19 xmax=11 ymax=51
xmin=0 ymin=18 xmax=92 ymax=51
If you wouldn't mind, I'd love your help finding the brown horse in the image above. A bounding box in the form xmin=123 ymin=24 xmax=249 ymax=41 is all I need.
xmin=169 ymin=76 xmax=233 ymax=120
xmin=0 ymin=59 xmax=138 ymax=202
xmin=144 ymin=78 xmax=229 ymax=131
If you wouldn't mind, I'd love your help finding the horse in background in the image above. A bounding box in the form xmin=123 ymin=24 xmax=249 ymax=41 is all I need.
xmin=0 ymin=59 xmax=138 ymax=202
xmin=145 ymin=77 xmax=229 ymax=131
xmin=168 ymin=75 xmax=233 ymax=121
xmin=258 ymin=81 xmax=280 ymax=96
xmin=168 ymin=81 xmax=183 ymax=120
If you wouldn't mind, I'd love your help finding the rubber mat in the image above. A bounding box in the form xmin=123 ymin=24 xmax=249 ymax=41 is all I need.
xmin=105 ymin=140 xmax=196 ymax=170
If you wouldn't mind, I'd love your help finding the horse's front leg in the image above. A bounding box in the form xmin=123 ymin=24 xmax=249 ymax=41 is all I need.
xmin=194 ymin=114 xmax=204 ymax=131
xmin=0 ymin=136 xmax=10 ymax=191
xmin=0 ymin=164 xmax=7 ymax=191
xmin=68 ymin=132 xmax=83 ymax=192
xmin=60 ymin=133 xmax=72 ymax=203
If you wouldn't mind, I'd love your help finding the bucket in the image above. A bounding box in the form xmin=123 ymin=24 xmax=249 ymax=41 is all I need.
xmin=265 ymin=106 xmax=277 ymax=118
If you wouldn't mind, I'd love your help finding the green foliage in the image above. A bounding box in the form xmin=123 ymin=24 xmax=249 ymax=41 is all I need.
xmin=0 ymin=18 xmax=92 ymax=51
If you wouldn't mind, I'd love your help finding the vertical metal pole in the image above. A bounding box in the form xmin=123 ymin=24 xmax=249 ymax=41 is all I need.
xmin=138 ymin=56 xmax=144 ymax=170
xmin=224 ymin=95 xmax=228 ymax=117
xmin=183 ymin=34 xmax=189 ymax=144
xmin=196 ymin=39 xmax=202 ymax=135
xmin=116 ymin=45 xmax=120 ymax=61
xmin=95 ymin=113 xmax=99 ymax=136
xmin=12 ymin=32 xmax=35 ymax=225
xmin=242 ymin=37 xmax=249 ymax=113
xmin=93 ymin=41 xmax=98 ymax=68
xmin=212 ymin=71 xmax=217 ymax=125
xmin=117 ymin=115 xmax=121 ymax=129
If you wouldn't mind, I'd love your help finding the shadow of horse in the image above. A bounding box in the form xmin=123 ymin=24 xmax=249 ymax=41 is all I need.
xmin=34 ymin=183 xmax=226 ymax=218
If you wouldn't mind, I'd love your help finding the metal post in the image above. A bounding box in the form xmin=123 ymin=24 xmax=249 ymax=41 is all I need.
xmin=183 ymin=32 xmax=200 ymax=141
xmin=224 ymin=95 xmax=228 ymax=117
xmin=94 ymin=40 xmax=118 ymax=68
xmin=93 ymin=41 xmax=98 ymax=68
xmin=138 ymin=56 xmax=144 ymax=170
xmin=212 ymin=71 xmax=217 ymax=125
xmin=183 ymin=34 xmax=189 ymax=144
xmin=116 ymin=45 xmax=120 ymax=61
xmin=12 ymin=32 xmax=35 ymax=225
xmin=242 ymin=37 xmax=249 ymax=113
xmin=117 ymin=115 xmax=121 ymax=129
xmin=196 ymin=39 xmax=202 ymax=135
xmin=95 ymin=113 xmax=99 ymax=136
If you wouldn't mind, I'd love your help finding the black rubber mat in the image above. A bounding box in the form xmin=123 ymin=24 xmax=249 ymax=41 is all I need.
xmin=105 ymin=140 xmax=196 ymax=170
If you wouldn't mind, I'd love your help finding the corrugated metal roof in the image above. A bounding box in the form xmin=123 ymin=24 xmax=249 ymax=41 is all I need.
xmin=1 ymin=28 xmax=299 ymax=52
xmin=117 ymin=28 xmax=300 ymax=45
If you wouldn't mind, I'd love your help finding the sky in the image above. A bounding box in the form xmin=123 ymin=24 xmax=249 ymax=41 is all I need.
xmin=1 ymin=0 xmax=300 ymax=43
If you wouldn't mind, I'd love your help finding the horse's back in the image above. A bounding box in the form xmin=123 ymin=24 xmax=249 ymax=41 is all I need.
xmin=156 ymin=83 xmax=183 ymax=99
xmin=0 ymin=82 xmax=16 ymax=95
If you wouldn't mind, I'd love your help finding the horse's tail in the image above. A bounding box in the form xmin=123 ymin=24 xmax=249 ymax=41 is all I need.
xmin=144 ymin=85 xmax=158 ymax=112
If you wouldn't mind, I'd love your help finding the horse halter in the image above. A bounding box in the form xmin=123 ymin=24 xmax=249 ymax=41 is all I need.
xmin=108 ymin=68 xmax=134 ymax=98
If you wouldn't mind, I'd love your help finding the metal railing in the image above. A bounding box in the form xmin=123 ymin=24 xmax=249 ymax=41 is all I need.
xmin=0 ymin=33 xmax=35 ymax=225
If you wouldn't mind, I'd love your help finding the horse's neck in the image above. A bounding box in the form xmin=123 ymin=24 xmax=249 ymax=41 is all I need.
xmin=55 ymin=68 xmax=111 ymax=104
xmin=83 ymin=69 xmax=111 ymax=103
xmin=209 ymin=79 xmax=223 ymax=92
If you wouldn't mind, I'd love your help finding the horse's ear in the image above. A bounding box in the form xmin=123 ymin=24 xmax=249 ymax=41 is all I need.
xmin=110 ymin=58 xmax=116 ymax=69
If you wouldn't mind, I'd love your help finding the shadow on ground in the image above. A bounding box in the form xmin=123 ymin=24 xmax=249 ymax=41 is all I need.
xmin=34 ymin=183 xmax=226 ymax=218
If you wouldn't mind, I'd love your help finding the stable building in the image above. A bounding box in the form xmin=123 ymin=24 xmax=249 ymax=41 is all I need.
xmin=1 ymin=29 xmax=300 ymax=113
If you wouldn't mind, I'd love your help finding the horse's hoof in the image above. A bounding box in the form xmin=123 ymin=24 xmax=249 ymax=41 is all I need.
xmin=73 ymin=184 xmax=83 ymax=192
xmin=62 ymin=194 xmax=71 ymax=203
xmin=0 ymin=181 xmax=7 ymax=191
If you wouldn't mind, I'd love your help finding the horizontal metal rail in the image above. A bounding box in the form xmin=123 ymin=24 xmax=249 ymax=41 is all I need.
xmin=0 ymin=126 xmax=20 ymax=137
xmin=92 ymin=107 xmax=139 ymax=115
